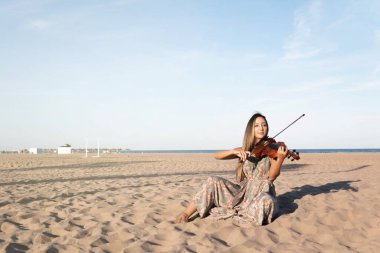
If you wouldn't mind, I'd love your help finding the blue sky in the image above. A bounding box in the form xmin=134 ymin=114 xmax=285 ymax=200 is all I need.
xmin=1 ymin=0 xmax=379 ymax=150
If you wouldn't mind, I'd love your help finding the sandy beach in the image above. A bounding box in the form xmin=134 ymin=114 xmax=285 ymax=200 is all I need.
xmin=0 ymin=152 xmax=379 ymax=252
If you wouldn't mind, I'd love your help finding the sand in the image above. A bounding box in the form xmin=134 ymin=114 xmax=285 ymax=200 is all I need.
xmin=0 ymin=152 xmax=379 ymax=252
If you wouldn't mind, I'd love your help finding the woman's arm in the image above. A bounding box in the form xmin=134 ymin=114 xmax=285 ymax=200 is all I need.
xmin=268 ymin=145 xmax=288 ymax=181
xmin=214 ymin=147 xmax=251 ymax=161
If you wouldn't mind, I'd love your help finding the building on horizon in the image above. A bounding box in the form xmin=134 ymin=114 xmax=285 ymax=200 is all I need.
xmin=58 ymin=144 xmax=72 ymax=155
xmin=29 ymin=148 xmax=42 ymax=154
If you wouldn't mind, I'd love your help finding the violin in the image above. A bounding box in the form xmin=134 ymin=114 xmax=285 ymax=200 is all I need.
xmin=251 ymin=114 xmax=305 ymax=161
xmin=251 ymin=137 xmax=300 ymax=161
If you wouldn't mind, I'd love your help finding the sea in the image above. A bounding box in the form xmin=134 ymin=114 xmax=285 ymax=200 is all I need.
xmin=121 ymin=149 xmax=380 ymax=154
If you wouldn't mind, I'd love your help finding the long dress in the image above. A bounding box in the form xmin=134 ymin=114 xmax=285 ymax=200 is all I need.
xmin=192 ymin=156 xmax=278 ymax=225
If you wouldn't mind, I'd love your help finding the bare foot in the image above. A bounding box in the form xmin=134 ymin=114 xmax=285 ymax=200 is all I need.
xmin=175 ymin=212 xmax=189 ymax=223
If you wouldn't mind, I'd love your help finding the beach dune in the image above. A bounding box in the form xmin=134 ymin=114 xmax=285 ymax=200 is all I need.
xmin=0 ymin=153 xmax=379 ymax=252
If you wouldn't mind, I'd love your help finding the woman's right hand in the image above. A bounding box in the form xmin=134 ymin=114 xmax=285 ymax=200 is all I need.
xmin=233 ymin=148 xmax=251 ymax=162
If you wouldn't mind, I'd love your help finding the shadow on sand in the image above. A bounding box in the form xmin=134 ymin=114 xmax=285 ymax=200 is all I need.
xmin=277 ymin=180 xmax=359 ymax=217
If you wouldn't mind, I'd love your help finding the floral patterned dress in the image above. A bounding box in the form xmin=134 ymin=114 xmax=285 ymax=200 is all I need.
xmin=192 ymin=156 xmax=278 ymax=225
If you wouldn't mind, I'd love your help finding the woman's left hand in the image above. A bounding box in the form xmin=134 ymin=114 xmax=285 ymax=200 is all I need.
xmin=277 ymin=145 xmax=288 ymax=161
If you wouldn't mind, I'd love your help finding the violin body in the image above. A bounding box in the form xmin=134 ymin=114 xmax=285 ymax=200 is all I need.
xmin=252 ymin=137 xmax=300 ymax=161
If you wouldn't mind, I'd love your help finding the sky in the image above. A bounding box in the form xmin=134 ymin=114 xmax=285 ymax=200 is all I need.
xmin=1 ymin=0 xmax=380 ymax=150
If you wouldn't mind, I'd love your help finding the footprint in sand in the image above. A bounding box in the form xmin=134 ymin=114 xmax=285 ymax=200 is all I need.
xmin=5 ymin=243 xmax=29 ymax=253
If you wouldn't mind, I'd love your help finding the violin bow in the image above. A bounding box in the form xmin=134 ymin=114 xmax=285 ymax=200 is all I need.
xmin=272 ymin=114 xmax=305 ymax=139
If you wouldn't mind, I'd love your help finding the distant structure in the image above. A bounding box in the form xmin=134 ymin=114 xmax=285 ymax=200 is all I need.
xmin=29 ymin=148 xmax=42 ymax=154
xmin=92 ymin=138 xmax=100 ymax=158
xmin=83 ymin=138 xmax=100 ymax=158
xmin=58 ymin=144 xmax=72 ymax=154
xmin=85 ymin=139 xmax=88 ymax=158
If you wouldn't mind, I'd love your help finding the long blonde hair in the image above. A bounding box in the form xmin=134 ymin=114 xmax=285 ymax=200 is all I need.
xmin=236 ymin=113 xmax=268 ymax=182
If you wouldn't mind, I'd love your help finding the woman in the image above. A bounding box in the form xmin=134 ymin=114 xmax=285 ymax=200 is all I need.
xmin=175 ymin=113 xmax=288 ymax=225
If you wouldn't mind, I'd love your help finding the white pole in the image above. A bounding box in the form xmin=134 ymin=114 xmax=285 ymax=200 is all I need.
xmin=85 ymin=139 xmax=88 ymax=158
xmin=97 ymin=138 xmax=100 ymax=157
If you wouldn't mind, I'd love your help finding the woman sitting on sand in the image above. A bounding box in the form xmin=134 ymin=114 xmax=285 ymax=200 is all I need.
xmin=176 ymin=113 xmax=288 ymax=225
